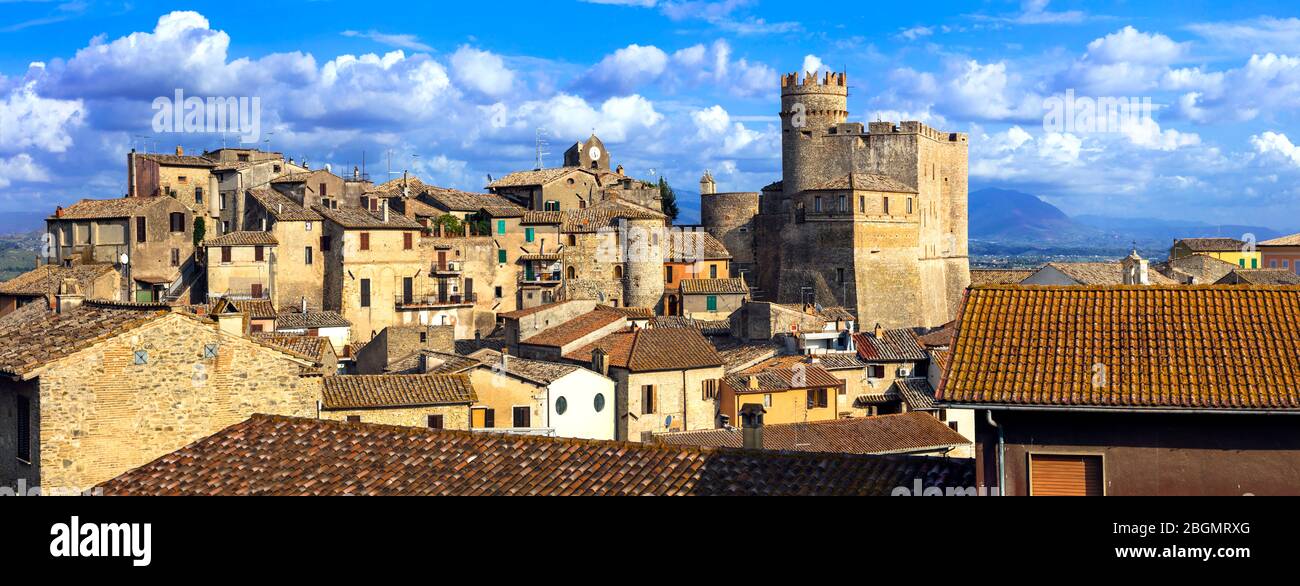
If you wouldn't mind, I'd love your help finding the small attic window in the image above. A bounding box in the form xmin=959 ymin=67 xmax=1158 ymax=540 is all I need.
xmin=204 ymin=344 xmax=219 ymax=359
xmin=134 ymin=350 xmax=149 ymax=365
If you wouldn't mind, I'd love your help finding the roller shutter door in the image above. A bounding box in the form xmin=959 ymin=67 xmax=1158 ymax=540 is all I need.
xmin=1030 ymin=454 xmax=1103 ymax=496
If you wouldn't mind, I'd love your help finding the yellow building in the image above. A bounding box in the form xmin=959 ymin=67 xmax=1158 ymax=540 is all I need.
xmin=204 ymin=231 xmax=277 ymax=301
xmin=318 ymin=374 xmax=475 ymax=430
xmin=719 ymin=362 xmax=845 ymax=426
xmin=1169 ymin=238 xmax=1261 ymax=269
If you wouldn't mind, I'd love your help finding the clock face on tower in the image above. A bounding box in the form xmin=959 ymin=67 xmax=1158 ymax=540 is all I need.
xmin=588 ymin=146 xmax=602 ymax=162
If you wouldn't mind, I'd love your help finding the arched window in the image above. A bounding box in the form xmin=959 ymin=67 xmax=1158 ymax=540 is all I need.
xmin=614 ymin=265 xmax=623 ymax=279
xmin=567 ymin=266 xmax=577 ymax=280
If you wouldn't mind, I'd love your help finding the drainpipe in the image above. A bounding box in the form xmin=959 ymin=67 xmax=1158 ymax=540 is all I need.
xmin=986 ymin=410 xmax=1005 ymax=496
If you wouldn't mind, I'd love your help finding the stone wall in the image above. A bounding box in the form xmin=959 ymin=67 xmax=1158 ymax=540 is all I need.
xmin=5 ymin=313 xmax=318 ymax=491
xmin=700 ymin=192 xmax=759 ymax=276
xmin=615 ymin=366 xmax=723 ymax=442
xmin=319 ymin=404 xmax=470 ymax=430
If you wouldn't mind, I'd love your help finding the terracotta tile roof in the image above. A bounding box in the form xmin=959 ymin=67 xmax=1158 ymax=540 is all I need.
xmin=969 ymin=268 xmax=1034 ymax=286
xmin=246 ymin=187 xmax=322 ymax=222
xmin=468 ymin=349 xmax=582 ymax=385
xmin=930 ymin=348 xmax=950 ymax=373
xmin=854 ymin=328 xmax=926 ymax=362
xmin=0 ymin=303 xmax=170 ymax=377
xmin=487 ymin=166 xmax=581 ymax=188
xmin=365 ymin=176 xmax=430 ymax=197
xmin=663 ymin=231 xmax=731 ymax=261
xmin=521 ymin=311 xmax=625 ymax=348
xmin=710 ymin=339 xmax=781 ymax=373
xmin=321 ymin=374 xmax=476 ymax=409
xmin=816 ymin=352 xmax=869 ymax=370
xmin=52 ymin=197 xmax=170 ymax=220
xmin=0 ymin=298 xmax=52 ymax=328
xmin=652 ymin=315 xmax=733 ymax=335
xmin=938 ymin=285 xmax=1300 ymax=411
xmin=0 ymin=263 xmax=116 ymax=297
xmin=497 ymin=300 xmax=583 ymax=320
xmin=894 ymin=378 xmax=937 ymax=410
xmin=916 ymin=322 xmax=956 ymax=348
xmin=1260 ymin=232 xmax=1300 ymax=246
xmin=98 ymin=414 xmax=974 ymax=495
xmin=1037 ymin=262 xmax=1179 ymax=286
xmin=655 ymin=412 xmax=969 ymax=455
xmin=269 ymin=171 xmax=318 ymax=184
xmin=228 ymin=299 xmax=277 ymax=319
xmin=1216 ymin=269 xmax=1300 ymax=285
xmin=253 ymin=334 xmax=333 ymax=363
xmin=521 ymin=210 xmax=565 ymax=225
xmin=1176 ymin=237 xmax=1247 ymax=252
xmin=204 ymin=231 xmax=277 ymax=247
xmin=316 ymin=205 xmax=422 ymax=230
xmin=275 ymin=311 xmax=351 ymax=329
xmin=594 ymin=304 xmax=654 ymax=318
xmin=561 ymin=200 xmax=665 ymax=233
xmin=807 ymin=173 xmax=917 ymax=193
xmin=137 ymin=153 xmax=217 ymax=167
xmin=1153 ymin=255 xmax=1239 ymax=284
xmin=724 ymin=363 xmax=843 ymax=394
xmin=417 ymin=350 xmax=482 ymax=375
xmin=680 ymin=277 xmax=748 ymax=296
xmin=424 ymin=187 xmax=521 ymax=214
xmin=567 ymin=327 xmax=723 ymax=372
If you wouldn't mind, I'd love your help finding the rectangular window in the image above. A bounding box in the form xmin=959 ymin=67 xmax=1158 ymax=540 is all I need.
xmin=305 ymin=246 xmax=313 ymax=265
xmin=859 ymin=196 xmax=865 ymax=212
xmin=319 ymin=183 xmax=327 ymax=198
xmin=136 ymin=217 xmax=147 ymax=243
xmin=484 ymin=409 xmax=496 ymax=428
xmin=1239 ymin=259 xmax=1246 ymax=268
xmin=221 ymin=246 xmax=232 ymax=263
xmin=1029 ymin=454 xmax=1104 ymax=496
xmin=1252 ymin=258 xmax=1259 ymax=269
xmin=513 ymin=406 xmax=530 ymax=428
xmin=497 ymin=220 xmax=506 ymax=235
xmin=838 ymin=195 xmax=846 ymax=211
xmin=498 ymin=249 xmax=507 ymax=264
xmin=221 ymin=195 xmax=228 ymax=211
xmin=170 ymin=248 xmax=180 ymax=267
xmin=701 ymin=379 xmax=719 ymax=400
xmin=360 ymin=233 xmax=370 ymax=251
xmin=494 ymin=286 xmax=503 ymax=299
xmin=665 ymin=265 xmax=674 ymax=283
xmin=642 ymin=385 xmax=656 ymax=415
xmin=251 ymin=283 xmax=263 ymax=298
xmin=814 ymin=196 xmax=822 ymax=212
xmin=346 ymin=415 xmax=361 ymax=423
xmin=706 ymin=295 xmax=718 ymax=311
xmin=403 ymin=277 xmax=413 ymax=304
xmin=16 ymin=395 xmax=30 ymax=463
xmin=427 ymin=415 xmax=444 ymax=429
xmin=195 ymin=187 xmax=204 ymax=204
xmin=403 ymin=232 xmax=413 ymax=250
xmin=869 ymin=365 xmax=885 ymax=379
xmin=883 ymin=197 xmax=890 ymax=215
xmin=906 ymin=198 xmax=914 ymax=214
xmin=709 ymin=265 xmax=718 ymax=279
xmin=837 ymin=268 xmax=845 ymax=283
xmin=763 ymin=394 xmax=772 ymax=408
xmin=525 ymin=227 xmax=535 ymax=242
xmin=360 ymin=279 xmax=371 ymax=308
xmin=170 ymin=212 xmax=185 ymax=233
xmin=255 ymin=246 xmax=264 ymax=262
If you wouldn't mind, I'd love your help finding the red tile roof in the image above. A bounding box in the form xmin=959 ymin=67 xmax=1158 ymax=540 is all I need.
xmin=97 ymin=414 xmax=974 ymax=495
xmin=322 ymin=374 xmax=476 ymax=409
xmin=566 ymin=327 xmax=723 ymax=372
xmin=854 ymin=328 xmax=927 ymax=362
xmin=939 ymin=285 xmax=1300 ymax=411
xmin=654 ymin=412 xmax=969 ymax=455
xmin=519 ymin=311 xmax=625 ymax=348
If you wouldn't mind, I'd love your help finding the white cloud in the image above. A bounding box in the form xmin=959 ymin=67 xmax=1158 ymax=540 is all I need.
xmin=0 ymin=79 xmax=84 ymax=153
xmin=450 ymin=46 xmax=516 ymax=97
xmin=1251 ymin=131 xmax=1300 ymax=166
xmin=1189 ymin=17 xmax=1300 ymax=55
xmin=1084 ymin=26 xmax=1186 ymax=65
xmin=0 ymin=154 xmax=52 ymax=188
xmin=896 ymin=26 xmax=934 ymax=41
xmin=341 ymin=30 xmax=433 ymax=52
xmin=801 ymin=55 xmax=825 ymax=76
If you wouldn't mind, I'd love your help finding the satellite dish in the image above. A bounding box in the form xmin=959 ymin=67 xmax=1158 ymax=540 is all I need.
xmin=664 ymin=415 xmax=673 ymax=428
xmin=119 ymin=253 xmax=130 ymax=265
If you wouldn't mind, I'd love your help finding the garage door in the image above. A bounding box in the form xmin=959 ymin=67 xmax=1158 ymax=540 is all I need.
xmin=1030 ymin=454 xmax=1103 ymax=496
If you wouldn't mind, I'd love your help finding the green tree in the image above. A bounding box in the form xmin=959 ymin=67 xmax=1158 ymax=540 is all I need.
xmin=432 ymin=213 xmax=464 ymax=236
xmin=658 ymin=177 xmax=680 ymax=223
xmin=193 ymin=217 xmax=206 ymax=248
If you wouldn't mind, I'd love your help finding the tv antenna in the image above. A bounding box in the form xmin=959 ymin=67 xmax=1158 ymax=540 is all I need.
xmin=535 ymin=127 xmax=550 ymax=170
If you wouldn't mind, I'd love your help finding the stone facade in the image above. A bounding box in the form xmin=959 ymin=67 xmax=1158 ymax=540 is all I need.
xmin=700 ymin=190 xmax=759 ymax=280
xmin=319 ymin=404 xmax=470 ymax=430
xmin=718 ymin=72 xmax=969 ymax=329
xmin=615 ymin=366 xmax=723 ymax=442
xmin=354 ymin=324 xmax=455 ymax=374
xmin=1 ymin=312 xmax=318 ymax=491
xmin=320 ymin=218 xmax=424 ymax=342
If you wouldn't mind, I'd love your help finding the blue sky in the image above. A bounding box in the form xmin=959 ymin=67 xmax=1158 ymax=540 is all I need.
xmin=2 ymin=0 xmax=1299 ymax=229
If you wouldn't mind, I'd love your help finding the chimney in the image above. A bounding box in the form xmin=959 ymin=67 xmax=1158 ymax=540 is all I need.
xmin=747 ymin=375 xmax=760 ymax=390
xmin=616 ymin=164 xmax=625 ymax=176
xmin=381 ymin=199 xmax=390 ymax=223
xmin=175 ymin=145 xmax=184 ymax=156
xmin=55 ymin=278 xmax=84 ymax=314
xmin=55 ymin=206 xmax=63 ymax=218
xmin=591 ymin=348 xmax=609 ymax=376
xmin=739 ymin=404 xmax=765 ymax=450
xmin=1122 ymin=249 xmax=1150 ymax=285
xmin=300 ymin=296 xmax=308 ymax=313
xmin=353 ymin=166 xmax=360 ymax=180
xmin=874 ymin=323 xmax=885 ymax=338
xmin=501 ymin=347 xmax=510 ymax=371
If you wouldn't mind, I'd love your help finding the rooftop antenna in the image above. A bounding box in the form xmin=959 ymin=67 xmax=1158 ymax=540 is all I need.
xmin=535 ymin=127 xmax=550 ymax=170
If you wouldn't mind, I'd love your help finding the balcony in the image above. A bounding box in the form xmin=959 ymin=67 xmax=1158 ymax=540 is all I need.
xmin=431 ymin=262 xmax=462 ymax=275
xmin=394 ymin=292 xmax=477 ymax=309
xmin=519 ymin=273 xmax=563 ymax=286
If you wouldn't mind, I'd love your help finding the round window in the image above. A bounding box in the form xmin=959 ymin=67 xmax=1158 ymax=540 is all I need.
xmin=555 ymin=396 xmax=568 ymax=415
xmin=594 ymin=393 xmax=606 ymax=413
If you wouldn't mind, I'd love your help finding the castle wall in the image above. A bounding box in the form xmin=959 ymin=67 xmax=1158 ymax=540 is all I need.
xmin=700 ymin=192 xmax=758 ymax=278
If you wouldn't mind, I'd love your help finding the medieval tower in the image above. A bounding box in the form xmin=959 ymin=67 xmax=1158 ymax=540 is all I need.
xmin=711 ymin=70 xmax=970 ymax=329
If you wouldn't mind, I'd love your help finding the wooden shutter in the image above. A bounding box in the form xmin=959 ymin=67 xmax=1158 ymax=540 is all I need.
xmin=360 ymin=232 xmax=370 ymax=250
xmin=1030 ymin=454 xmax=1103 ymax=496
xmin=221 ymin=246 xmax=232 ymax=263
xmin=403 ymin=232 xmax=413 ymax=250
xmin=359 ymin=279 xmax=371 ymax=308
xmin=484 ymin=409 xmax=495 ymax=428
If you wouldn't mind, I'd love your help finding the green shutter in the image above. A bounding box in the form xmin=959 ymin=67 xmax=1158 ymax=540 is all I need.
xmin=707 ymin=296 xmax=718 ymax=311
xmin=1252 ymin=258 xmax=1259 ymax=269
xmin=526 ymin=227 xmax=535 ymax=242
xmin=1240 ymin=259 xmax=1246 ymax=268
xmin=497 ymin=220 xmax=506 ymax=235
xmin=498 ymin=249 xmax=507 ymax=263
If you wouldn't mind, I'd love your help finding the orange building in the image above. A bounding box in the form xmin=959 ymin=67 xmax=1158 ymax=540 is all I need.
xmin=662 ymin=231 xmax=731 ymax=316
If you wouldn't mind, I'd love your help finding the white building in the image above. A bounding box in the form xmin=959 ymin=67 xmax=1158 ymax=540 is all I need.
xmin=467 ymin=350 xmax=617 ymax=440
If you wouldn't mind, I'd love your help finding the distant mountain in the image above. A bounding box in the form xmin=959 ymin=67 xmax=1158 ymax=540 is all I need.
xmin=969 ymin=188 xmax=1101 ymax=243
xmin=0 ymin=211 xmax=47 ymax=236
xmin=1073 ymin=215 xmax=1287 ymax=245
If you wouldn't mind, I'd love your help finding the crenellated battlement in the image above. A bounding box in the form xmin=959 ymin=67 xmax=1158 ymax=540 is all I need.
xmin=868 ymin=120 xmax=968 ymax=143
xmin=781 ymin=71 xmax=848 ymax=94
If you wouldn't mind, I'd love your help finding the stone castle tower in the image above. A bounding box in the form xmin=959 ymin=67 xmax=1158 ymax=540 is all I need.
xmin=708 ymin=70 xmax=970 ymax=329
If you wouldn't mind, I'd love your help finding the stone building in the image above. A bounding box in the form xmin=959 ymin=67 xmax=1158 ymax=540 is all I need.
xmin=487 ymin=135 xmax=660 ymax=213
xmin=353 ymin=324 xmax=455 ymax=374
xmin=271 ymin=169 xmax=347 ymax=211
xmin=318 ymin=374 xmax=474 ymax=430
xmin=0 ymin=297 xmax=320 ymax=491
xmin=662 ymin=230 xmax=733 ymax=316
xmin=203 ymin=231 xmax=277 ymax=301
xmin=718 ymin=361 xmax=844 ymax=427
xmin=710 ymin=71 xmax=970 ymax=329
xmin=0 ymin=262 xmax=122 ymax=317
xmin=47 ymin=196 xmax=198 ymax=303
xmin=465 ymin=349 xmax=617 ymax=439
xmin=127 ymin=148 xmax=217 ymax=219
xmin=241 ymin=187 xmax=326 ymax=311
xmin=563 ymin=326 xmax=724 ymax=442
xmin=699 ymin=172 xmax=758 ymax=281
xmin=317 ymin=203 xmax=425 ymax=342
xmin=205 ymin=148 xmax=302 ymax=235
